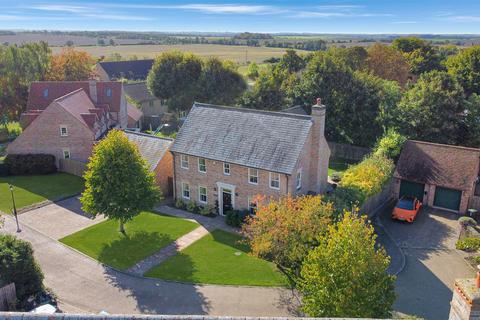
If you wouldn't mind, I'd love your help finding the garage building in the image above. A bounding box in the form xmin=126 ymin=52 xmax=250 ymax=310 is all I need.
xmin=393 ymin=140 xmax=480 ymax=214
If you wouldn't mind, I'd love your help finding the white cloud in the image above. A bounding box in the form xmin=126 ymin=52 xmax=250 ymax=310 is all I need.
xmin=30 ymin=4 xmax=87 ymax=13
xmin=291 ymin=11 xmax=393 ymax=18
xmin=446 ymin=15 xmax=480 ymax=22
xmin=82 ymin=13 xmax=152 ymax=21
xmin=0 ymin=14 xmax=27 ymax=20
xmin=391 ymin=21 xmax=418 ymax=24
xmin=175 ymin=4 xmax=278 ymax=14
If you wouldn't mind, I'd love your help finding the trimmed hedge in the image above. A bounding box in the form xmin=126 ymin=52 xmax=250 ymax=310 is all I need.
xmin=225 ymin=209 xmax=250 ymax=228
xmin=5 ymin=154 xmax=57 ymax=175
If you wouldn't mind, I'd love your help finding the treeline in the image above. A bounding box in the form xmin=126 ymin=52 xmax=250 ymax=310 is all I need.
xmin=240 ymin=37 xmax=480 ymax=149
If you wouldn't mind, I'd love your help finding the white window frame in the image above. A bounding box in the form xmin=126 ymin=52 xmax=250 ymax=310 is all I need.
xmin=182 ymin=182 xmax=190 ymax=200
xmin=60 ymin=125 xmax=68 ymax=137
xmin=248 ymin=168 xmax=258 ymax=185
xmin=269 ymin=172 xmax=280 ymax=190
xmin=198 ymin=186 xmax=207 ymax=204
xmin=180 ymin=155 xmax=189 ymax=169
xmin=62 ymin=148 xmax=71 ymax=159
xmin=43 ymin=88 xmax=49 ymax=97
xmin=223 ymin=162 xmax=230 ymax=175
xmin=248 ymin=196 xmax=257 ymax=215
xmin=198 ymin=158 xmax=207 ymax=173
xmin=296 ymin=168 xmax=302 ymax=190
xmin=106 ymin=88 xmax=112 ymax=97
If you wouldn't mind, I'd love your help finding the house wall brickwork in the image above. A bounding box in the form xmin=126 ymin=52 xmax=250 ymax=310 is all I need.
xmin=7 ymin=102 xmax=95 ymax=165
xmin=141 ymin=100 xmax=168 ymax=117
xmin=154 ymin=150 xmax=174 ymax=197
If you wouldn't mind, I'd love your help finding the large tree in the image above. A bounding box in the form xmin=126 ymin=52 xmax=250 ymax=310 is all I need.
xmin=299 ymin=212 xmax=395 ymax=318
xmin=392 ymin=37 xmax=443 ymax=75
xmin=81 ymin=130 xmax=161 ymax=233
xmin=366 ymin=43 xmax=411 ymax=87
xmin=242 ymin=195 xmax=333 ymax=280
xmin=446 ymin=45 xmax=480 ymax=96
xmin=395 ymin=70 xmax=468 ymax=145
xmin=46 ymin=47 xmax=95 ymax=81
xmin=0 ymin=42 xmax=51 ymax=118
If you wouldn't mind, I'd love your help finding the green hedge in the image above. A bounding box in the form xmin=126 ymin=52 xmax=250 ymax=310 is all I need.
xmin=5 ymin=154 xmax=57 ymax=175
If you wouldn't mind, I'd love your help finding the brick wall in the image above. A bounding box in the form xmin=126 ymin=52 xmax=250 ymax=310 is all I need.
xmin=7 ymin=102 xmax=95 ymax=165
xmin=154 ymin=150 xmax=174 ymax=197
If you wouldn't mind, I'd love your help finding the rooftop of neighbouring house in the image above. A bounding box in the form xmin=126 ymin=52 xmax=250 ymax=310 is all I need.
xmin=27 ymin=81 xmax=123 ymax=113
xmin=123 ymin=81 xmax=156 ymax=102
xmin=127 ymin=103 xmax=143 ymax=122
xmin=394 ymin=140 xmax=480 ymax=191
xmin=98 ymin=59 xmax=154 ymax=81
xmin=170 ymin=102 xmax=315 ymax=175
xmin=124 ymin=130 xmax=173 ymax=171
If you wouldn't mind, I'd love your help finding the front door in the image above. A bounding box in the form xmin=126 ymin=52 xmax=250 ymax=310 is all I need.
xmin=222 ymin=189 xmax=232 ymax=214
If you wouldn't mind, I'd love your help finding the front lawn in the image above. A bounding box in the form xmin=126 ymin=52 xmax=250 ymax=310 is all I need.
xmin=0 ymin=173 xmax=84 ymax=213
xmin=60 ymin=212 xmax=198 ymax=270
xmin=145 ymin=229 xmax=287 ymax=286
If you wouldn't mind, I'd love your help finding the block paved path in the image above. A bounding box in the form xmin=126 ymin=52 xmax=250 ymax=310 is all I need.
xmin=127 ymin=225 xmax=210 ymax=276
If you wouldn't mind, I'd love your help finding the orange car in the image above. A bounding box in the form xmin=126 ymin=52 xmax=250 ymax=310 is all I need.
xmin=392 ymin=196 xmax=422 ymax=223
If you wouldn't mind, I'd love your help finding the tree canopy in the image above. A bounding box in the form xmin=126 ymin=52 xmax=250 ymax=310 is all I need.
xmin=392 ymin=37 xmax=443 ymax=75
xmin=366 ymin=43 xmax=411 ymax=87
xmin=46 ymin=47 xmax=95 ymax=81
xmin=446 ymin=45 xmax=480 ymax=96
xmin=81 ymin=129 xmax=161 ymax=232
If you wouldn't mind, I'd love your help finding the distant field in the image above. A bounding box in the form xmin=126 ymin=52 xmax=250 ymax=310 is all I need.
xmin=51 ymin=44 xmax=307 ymax=64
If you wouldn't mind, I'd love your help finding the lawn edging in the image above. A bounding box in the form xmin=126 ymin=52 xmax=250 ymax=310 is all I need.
xmin=17 ymin=193 xmax=82 ymax=215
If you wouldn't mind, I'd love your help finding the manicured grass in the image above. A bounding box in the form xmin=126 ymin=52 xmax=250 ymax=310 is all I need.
xmin=0 ymin=173 xmax=84 ymax=213
xmin=328 ymin=158 xmax=358 ymax=177
xmin=145 ymin=229 xmax=287 ymax=286
xmin=60 ymin=212 xmax=198 ymax=270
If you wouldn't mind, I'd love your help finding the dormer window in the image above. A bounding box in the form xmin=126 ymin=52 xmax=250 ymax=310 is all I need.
xmin=106 ymin=88 xmax=112 ymax=97
xmin=43 ymin=89 xmax=49 ymax=98
xmin=60 ymin=125 xmax=68 ymax=137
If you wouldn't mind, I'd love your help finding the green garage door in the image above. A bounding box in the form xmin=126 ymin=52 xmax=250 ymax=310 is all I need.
xmin=399 ymin=180 xmax=425 ymax=201
xmin=433 ymin=187 xmax=462 ymax=211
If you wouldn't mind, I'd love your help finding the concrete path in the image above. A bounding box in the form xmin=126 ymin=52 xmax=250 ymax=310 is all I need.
xmin=17 ymin=197 xmax=104 ymax=240
xmin=127 ymin=225 xmax=210 ymax=276
xmin=0 ymin=213 xmax=298 ymax=316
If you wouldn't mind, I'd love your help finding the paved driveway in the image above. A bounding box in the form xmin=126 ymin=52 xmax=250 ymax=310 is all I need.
xmin=379 ymin=206 xmax=474 ymax=320
xmin=1 ymin=199 xmax=298 ymax=316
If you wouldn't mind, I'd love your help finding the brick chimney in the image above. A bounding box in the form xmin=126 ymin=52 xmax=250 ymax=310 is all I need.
xmin=88 ymin=80 xmax=98 ymax=103
xmin=309 ymin=98 xmax=330 ymax=193
xmin=449 ymin=274 xmax=480 ymax=320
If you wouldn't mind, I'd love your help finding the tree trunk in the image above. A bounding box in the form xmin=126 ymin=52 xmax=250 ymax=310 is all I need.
xmin=119 ymin=220 xmax=125 ymax=234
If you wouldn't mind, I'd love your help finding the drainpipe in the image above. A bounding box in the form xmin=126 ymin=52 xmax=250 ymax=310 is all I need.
xmin=172 ymin=152 xmax=176 ymax=200
xmin=286 ymin=174 xmax=289 ymax=195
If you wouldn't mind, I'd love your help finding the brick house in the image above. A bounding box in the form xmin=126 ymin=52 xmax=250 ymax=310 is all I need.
xmin=170 ymin=101 xmax=330 ymax=215
xmin=7 ymin=81 xmax=131 ymax=165
xmin=96 ymin=59 xmax=154 ymax=81
xmin=125 ymin=130 xmax=174 ymax=196
xmin=394 ymin=140 xmax=480 ymax=213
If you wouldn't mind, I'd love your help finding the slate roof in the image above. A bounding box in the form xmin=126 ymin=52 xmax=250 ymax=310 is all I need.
xmin=170 ymin=103 xmax=313 ymax=174
xmin=124 ymin=82 xmax=156 ymax=102
xmin=282 ymin=105 xmax=311 ymax=116
xmin=394 ymin=140 xmax=480 ymax=191
xmin=98 ymin=59 xmax=154 ymax=81
xmin=125 ymin=130 xmax=173 ymax=171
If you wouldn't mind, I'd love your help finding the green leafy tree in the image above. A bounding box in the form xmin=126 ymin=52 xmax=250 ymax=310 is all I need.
xmin=81 ymin=130 xmax=161 ymax=233
xmin=242 ymin=195 xmax=333 ymax=280
xmin=277 ymin=49 xmax=305 ymax=73
xmin=366 ymin=43 xmax=411 ymax=87
xmin=147 ymin=51 xmax=202 ymax=112
xmin=446 ymin=45 xmax=480 ymax=96
xmin=246 ymin=62 xmax=259 ymax=79
xmin=395 ymin=71 xmax=467 ymax=145
xmin=392 ymin=37 xmax=443 ymax=75
xmin=373 ymin=128 xmax=407 ymax=162
xmin=0 ymin=234 xmax=44 ymax=307
xmin=299 ymin=212 xmax=395 ymax=318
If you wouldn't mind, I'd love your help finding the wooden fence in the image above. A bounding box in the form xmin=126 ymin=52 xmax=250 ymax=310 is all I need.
xmin=0 ymin=283 xmax=16 ymax=311
xmin=360 ymin=180 xmax=395 ymax=218
xmin=328 ymin=142 xmax=370 ymax=162
xmin=59 ymin=159 xmax=87 ymax=177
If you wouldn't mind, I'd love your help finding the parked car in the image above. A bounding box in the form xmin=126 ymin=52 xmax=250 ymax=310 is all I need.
xmin=392 ymin=196 xmax=422 ymax=223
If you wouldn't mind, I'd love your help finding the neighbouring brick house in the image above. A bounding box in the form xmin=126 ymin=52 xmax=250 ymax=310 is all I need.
xmin=125 ymin=130 xmax=174 ymax=196
xmin=7 ymin=81 xmax=133 ymax=165
xmin=394 ymin=140 xmax=480 ymax=214
xmin=170 ymin=100 xmax=330 ymax=215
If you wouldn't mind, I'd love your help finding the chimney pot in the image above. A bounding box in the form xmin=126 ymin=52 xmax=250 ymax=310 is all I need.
xmin=316 ymin=97 xmax=322 ymax=106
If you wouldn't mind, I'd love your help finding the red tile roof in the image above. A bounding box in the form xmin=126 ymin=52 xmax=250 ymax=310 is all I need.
xmin=127 ymin=103 xmax=143 ymax=122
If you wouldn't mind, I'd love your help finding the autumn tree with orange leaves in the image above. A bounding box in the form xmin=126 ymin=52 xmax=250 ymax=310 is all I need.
xmin=365 ymin=43 xmax=411 ymax=87
xmin=242 ymin=195 xmax=333 ymax=281
xmin=47 ymin=48 xmax=95 ymax=81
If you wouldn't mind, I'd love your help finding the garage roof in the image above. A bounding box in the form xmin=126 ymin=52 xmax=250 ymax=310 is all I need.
xmin=394 ymin=140 xmax=480 ymax=191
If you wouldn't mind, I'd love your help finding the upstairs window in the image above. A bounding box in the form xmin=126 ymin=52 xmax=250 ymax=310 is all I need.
xmin=60 ymin=126 xmax=68 ymax=137
xmin=248 ymin=168 xmax=258 ymax=185
xmin=269 ymin=172 xmax=280 ymax=190
xmin=105 ymin=88 xmax=112 ymax=97
xmin=182 ymin=182 xmax=190 ymax=199
xmin=198 ymin=158 xmax=206 ymax=173
xmin=223 ymin=162 xmax=230 ymax=175
xmin=198 ymin=186 xmax=207 ymax=204
xmin=43 ymin=88 xmax=49 ymax=98
xmin=296 ymin=169 xmax=302 ymax=190
xmin=181 ymin=155 xmax=189 ymax=169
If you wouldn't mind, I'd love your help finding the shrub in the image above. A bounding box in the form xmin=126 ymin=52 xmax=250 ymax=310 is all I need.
xmin=330 ymin=172 xmax=341 ymax=183
xmin=200 ymin=205 xmax=215 ymax=216
xmin=175 ymin=198 xmax=186 ymax=210
xmin=5 ymin=154 xmax=57 ymax=175
xmin=186 ymin=201 xmax=198 ymax=213
xmin=459 ymin=216 xmax=477 ymax=228
xmin=373 ymin=129 xmax=407 ymax=162
xmin=456 ymin=237 xmax=480 ymax=252
xmin=0 ymin=234 xmax=44 ymax=308
xmin=226 ymin=209 xmax=249 ymax=228
xmin=5 ymin=122 xmax=22 ymax=139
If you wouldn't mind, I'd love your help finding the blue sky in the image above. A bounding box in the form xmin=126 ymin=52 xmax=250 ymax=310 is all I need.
xmin=1 ymin=0 xmax=480 ymax=33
